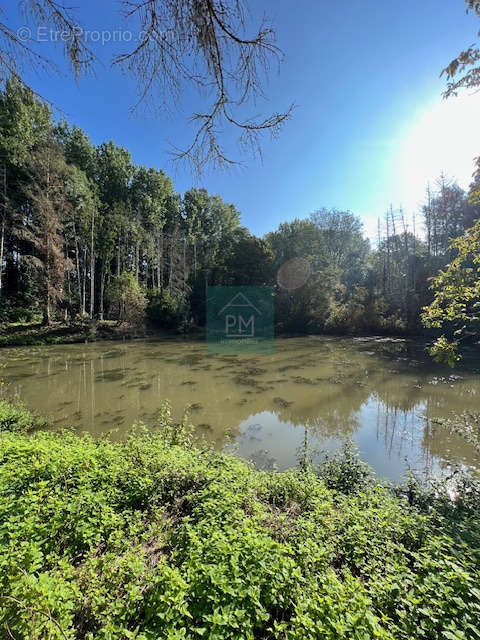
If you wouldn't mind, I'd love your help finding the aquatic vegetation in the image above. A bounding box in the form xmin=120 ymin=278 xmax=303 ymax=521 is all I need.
xmin=291 ymin=375 xmax=316 ymax=385
xmin=95 ymin=371 xmax=125 ymax=382
xmin=241 ymin=367 xmax=268 ymax=377
xmin=178 ymin=354 xmax=206 ymax=366
xmin=278 ymin=364 xmax=298 ymax=372
xmin=101 ymin=349 xmax=126 ymax=359
xmin=272 ymin=396 xmax=293 ymax=408
xmin=233 ymin=375 xmax=260 ymax=387
xmin=0 ymin=403 xmax=479 ymax=639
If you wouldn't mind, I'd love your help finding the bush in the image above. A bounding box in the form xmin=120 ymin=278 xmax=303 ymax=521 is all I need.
xmin=0 ymin=304 xmax=39 ymax=324
xmin=317 ymin=441 xmax=373 ymax=494
xmin=147 ymin=289 xmax=184 ymax=331
xmin=0 ymin=403 xmax=479 ymax=639
xmin=0 ymin=399 xmax=48 ymax=433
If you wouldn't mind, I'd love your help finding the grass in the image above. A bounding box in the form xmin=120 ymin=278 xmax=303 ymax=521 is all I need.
xmin=0 ymin=401 xmax=479 ymax=639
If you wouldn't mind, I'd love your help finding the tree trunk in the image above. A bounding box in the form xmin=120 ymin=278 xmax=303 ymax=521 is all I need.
xmin=65 ymin=233 xmax=71 ymax=319
xmin=99 ymin=262 xmax=105 ymax=321
xmin=43 ymin=273 xmax=50 ymax=325
xmin=82 ymin=248 xmax=87 ymax=317
xmin=183 ymin=236 xmax=187 ymax=294
xmin=89 ymin=209 xmax=95 ymax=319
xmin=0 ymin=216 xmax=4 ymax=301
xmin=43 ymin=300 xmax=50 ymax=325
xmin=43 ymin=158 xmax=51 ymax=325
xmin=169 ymin=233 xmax=174 ymax=294
xmin=158 ymin=231 xmax=163 ymax=292
xmin=135 ymin=240 xmax=140 ymax=283
xmin=0 ymin=162 xmax=6 ymax=299
xmin=73 ymin=221 xmax=82 ymax=316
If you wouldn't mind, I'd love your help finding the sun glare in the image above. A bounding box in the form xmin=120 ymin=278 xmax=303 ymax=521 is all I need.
xmin=399 ymin=93 xmax=480 ymax=208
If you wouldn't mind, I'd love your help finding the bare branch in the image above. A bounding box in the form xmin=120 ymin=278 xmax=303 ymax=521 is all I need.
xmin=1 ymin=1 xmax=292 ymax=171
xmin=114 ymin=0 xmax=293 ymax=171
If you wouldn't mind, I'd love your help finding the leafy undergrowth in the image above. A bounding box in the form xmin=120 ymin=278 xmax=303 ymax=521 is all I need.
xmin=0 ymin=404 xmax=479 ymax=639
xmin=0 ymin=399 xmax=49 ymax=433
xmin=0 ymin=320 xmax=146 ymax=348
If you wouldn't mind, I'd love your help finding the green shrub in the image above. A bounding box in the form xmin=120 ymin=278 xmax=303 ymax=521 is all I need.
xmin=0 ymin=406 xmax=478 ymax=639
xmin=147 ymin=290 xmax=184 ymax=331
xmin=0 ymin=334 xmax=44 ymax=347
xmin=0 ymin=399 xmax=47 ymax=433
xmin=0 ymin=304 xmax=39 ymax=324
xmin=317 ymin=441 xmax=373 ymax=494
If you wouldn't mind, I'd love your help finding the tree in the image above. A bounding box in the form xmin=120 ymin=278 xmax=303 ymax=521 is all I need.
xmin=21 ymin=143 xmax=73 ymax=324
xmin=424 ymin=0 xmax=480 ymax=363
xmin=310 ymin=208 xmax=370 ymax=288
xmin=266 ymin=212 xmax=373 ymax=334
xmin=0 ymin=76 xmax=51 ymax=299
xmin=215 ymin=227 xmax=274 ymax=285
xmin=130 ymin=167 xmax=173 ymax=290
xmin=1 ymin=1 xmax=292 ymax=170
xmin=63 ymin=163 xmax=98 ymax=317
xmin=94 ymin=141 xmax=133 ymax=317
xmin=59 ymin=126 xmax=100 ymax=318
xmin=182 ymin=188 xmax=240 ymax=285
xmin=441 ymin=1 xmax=480 ymax=97
xmin=422 ymin=220 xmax=480 ymax=365
xmin=107 ymin=272 xmax=147 ymax=326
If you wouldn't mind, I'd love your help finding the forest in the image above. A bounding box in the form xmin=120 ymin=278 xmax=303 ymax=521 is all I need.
xmin=1 ymin=76 xmax=480 ymax=349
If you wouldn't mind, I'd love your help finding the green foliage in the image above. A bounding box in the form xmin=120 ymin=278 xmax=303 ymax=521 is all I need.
xmin=147 ymin=290 xmax=184 ymax=331
xmin=2 ymin=75 xmax=480 ymax=338
xmin=107 ymin=272 xmax=147 ymax=326
xmin=0 ymin=303 xmax=39 ymax=324
xmin=427 ymin=336 xmax=461 ymax=368
xmin=317 ymin=441 xmax=373 ymax=494
xmin=0 ymin=399 xmax=47 ymax=433
xmin=0 ymin=77 xmax=51 ymax=167
xmin=441 ymin=1 xmax=480 ymax=98
xmin=0 ymin=402 xmax=479 ymax=639
xmin=422 ymin=220 xmax=480 ymax=363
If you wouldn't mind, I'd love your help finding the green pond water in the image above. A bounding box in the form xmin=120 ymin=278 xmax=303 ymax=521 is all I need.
xmin=1 ymin=336 xmax=479 ymax=481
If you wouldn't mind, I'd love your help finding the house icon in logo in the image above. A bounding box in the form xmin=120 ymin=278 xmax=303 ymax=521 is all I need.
xmin=218 ymin=292 xmax=261 ymax=337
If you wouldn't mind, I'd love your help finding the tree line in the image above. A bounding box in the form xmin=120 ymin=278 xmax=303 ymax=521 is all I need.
xmin=1 ymin=76 xmax=479 ymax=341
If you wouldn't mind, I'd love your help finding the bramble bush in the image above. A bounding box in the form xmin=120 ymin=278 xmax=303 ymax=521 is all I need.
xmin=0 ymin=402 xmax=479 ymax=639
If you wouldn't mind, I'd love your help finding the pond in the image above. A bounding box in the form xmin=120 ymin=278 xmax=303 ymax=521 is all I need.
xmin=1 ymin=336 xmax=479 ymax=482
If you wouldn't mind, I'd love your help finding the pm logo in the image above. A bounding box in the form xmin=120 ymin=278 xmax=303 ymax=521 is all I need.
xmin=207 ymin=286 xmax=274 ymax=354
xmin=220 ymin=293 xmax=260 ymax=338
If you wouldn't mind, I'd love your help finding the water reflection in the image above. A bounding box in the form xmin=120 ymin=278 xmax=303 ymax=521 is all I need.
xmin=1 ymin=336 xmax=479 ymax=481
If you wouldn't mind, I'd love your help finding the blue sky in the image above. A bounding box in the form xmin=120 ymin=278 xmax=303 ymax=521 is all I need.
xmin=5 ymin=0 xmax=480 ymax=238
